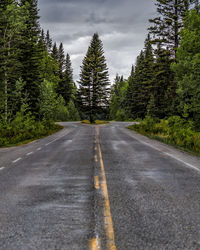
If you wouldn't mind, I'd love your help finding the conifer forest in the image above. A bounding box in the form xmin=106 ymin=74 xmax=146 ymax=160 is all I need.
xmin=0 ymin=0 xmax=200 ymax=154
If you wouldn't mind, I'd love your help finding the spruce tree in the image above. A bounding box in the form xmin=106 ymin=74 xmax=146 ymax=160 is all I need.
xmin=149 ymin=0 xmax=190 ymax=57
xmin=0 ymin=0 xmax=25 ymax=121
xmin=172 ymin=9 xmax=200 ymax=127
xmin=150 ymin=45 xmax=175 ymax=118
xmin=19 ymin=0 xmax=42 ymax=115
xmin=45 ymin=30 xmax=52 ymax=53
xmin=126 ymin=51 xmax=145 ymax=119
xmin=58 ymin=42 xmax=65 ymax=79
xmin=51 ymin=42 xmax=58 ymax=61
xmin=58 ymin=53 xmax=74 ymax=105
xmin=78 ymin=33 xmax=110 ymax=123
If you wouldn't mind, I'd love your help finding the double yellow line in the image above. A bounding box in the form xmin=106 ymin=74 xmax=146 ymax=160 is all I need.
xmin=90 ymin=127 xmax=117 ymax=250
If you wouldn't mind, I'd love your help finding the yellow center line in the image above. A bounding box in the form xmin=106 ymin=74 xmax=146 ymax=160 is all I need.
xmin=94 ymin=176 xmax=100 ymax=189
xmin=89 ymin=237 xmax=101 ymax=250
xmin=96 ymin=126 xmax=117 ymax=250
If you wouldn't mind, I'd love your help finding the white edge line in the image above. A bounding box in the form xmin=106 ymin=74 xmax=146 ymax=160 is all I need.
xmin=45 ymin=132 xmax=70 ymax=146
xmin=0 ymin=167 xmax=5 ymax=171
xmin=26 ymin=152 xmax=33 ymax=156
xmin=12 ymin=157 xmax=22 ymax=163
xmin=129 ymin=133 xmax=200 ymax=173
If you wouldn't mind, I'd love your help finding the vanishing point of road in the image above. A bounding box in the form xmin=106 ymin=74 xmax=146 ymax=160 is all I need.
xmin=0 ymin=122 xmax=200 ymax=250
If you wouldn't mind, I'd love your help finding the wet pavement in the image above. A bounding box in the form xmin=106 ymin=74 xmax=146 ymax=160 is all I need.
xmin=0 ymin=122 xmax=199 ymax=249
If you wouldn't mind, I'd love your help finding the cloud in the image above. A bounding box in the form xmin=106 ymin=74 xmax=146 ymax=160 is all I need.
xmin=38 ymin=0 xmax=156 ymax=83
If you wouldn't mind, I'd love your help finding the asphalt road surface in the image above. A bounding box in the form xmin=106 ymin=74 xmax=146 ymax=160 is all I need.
xmin=0 ymin=122 xmax=200 ymax=250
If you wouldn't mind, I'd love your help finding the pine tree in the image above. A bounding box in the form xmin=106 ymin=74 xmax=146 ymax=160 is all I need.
xmin=125 ymin=35 xmax=155 ymax=119
xmin=58 ymin=53 xmax=74 ymax=105
xmin=57 ymin=53 xmax=74 ymax=105
xmin=51 ymin=42 xmax=58 ymax=61
xmin=172 ymin=9 xmax=200 ymax=127
xmin=0 ymin=0 xmax=26 ymax=121
xmin=45 ymin=30 xmax=52 ymax=53
xmin=58 ymin=42 xmax=65 ymax=79
xmin=78 ymin=33 xmax=110 ymax=123
xmin=150 ymin=45 xmax=175 ymax=118
xmin=110 ymin=74 xmax=128 ymax=121
xmin=19 ymin=0 xmax=42 ymax=115
xmin=149 ymin=0 xmax=190 ymax=57
xmin=126 ymin=51 xmax=145 ymax=119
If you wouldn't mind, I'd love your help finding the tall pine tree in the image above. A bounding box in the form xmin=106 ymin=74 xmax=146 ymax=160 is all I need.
xmin=19 ymin=0 xmax=42 ymax=115
xmin=78 ymin=33 xmax=110 ymax=122
xmin=149 ymin=0 xmax=190 ymax=57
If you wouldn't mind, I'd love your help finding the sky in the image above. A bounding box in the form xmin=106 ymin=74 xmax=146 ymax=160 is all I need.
xmin=38 ymin=0 xmax=156 ymax=83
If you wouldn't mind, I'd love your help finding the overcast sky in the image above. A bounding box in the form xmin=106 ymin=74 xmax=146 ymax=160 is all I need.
xmin=38 ymin=0 xmax=156 ymax=83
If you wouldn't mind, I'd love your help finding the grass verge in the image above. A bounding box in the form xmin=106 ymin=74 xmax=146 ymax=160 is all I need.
xmin=0 ymin=124 xmax=63 ymax=148
xmin=128 ymin=120 xmax=200 ymax=157
xmin=81 ymin=120 xmax=109 ymax=125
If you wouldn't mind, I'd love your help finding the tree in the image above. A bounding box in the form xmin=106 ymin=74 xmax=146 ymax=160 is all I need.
xmin=19 ymin=0 xmax=43 ymax=115
xmin=58 ymin=53 xmax=74 ymax=105
xmin=78 ymin=33 xmax=110 ymax=123
xmin=172 ymin=10 xmax=200 ymax=128
xmin=0 ymin=0 xmax=26 ymax=121
xmin=51 ymin=42 xmax=58 ymax=61
xmin=149 ymin=0 xmax=190 ymax=57
xmin=58 ymin=42 xmax=65 ymax=79
xmin=126 ymin=34 xmax=155 ymax=119
xmin=67 ymin=99 xmax=80 ymax=121
xmin=110 ymin=75 xmax=128 ymax=120
xmin=148 ymin=45 xmax=176 ymax=118
xmin=45 ymin=30 xmax=52 ymax=53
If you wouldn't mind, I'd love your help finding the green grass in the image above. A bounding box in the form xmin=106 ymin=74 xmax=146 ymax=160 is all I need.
xmin=128 ymin=125 xmax=200 ymax=157
xmin=81 ymin=120 xmax=109 ymax=125
xmin=0 ymin=124 xmax=63 ymax=148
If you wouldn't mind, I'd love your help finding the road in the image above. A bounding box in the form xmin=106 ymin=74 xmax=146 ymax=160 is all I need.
xmin=0 ymin=122 xmax=200 ymax=250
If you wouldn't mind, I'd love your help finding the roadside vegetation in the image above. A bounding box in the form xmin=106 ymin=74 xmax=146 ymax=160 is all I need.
xmin=110 ymin=1 xmax=200 ymax=155
xmin=1 ymin=0 xmax=200 ymax=153
xmin=129 ymin=116 xmax=200 ymax=155
xmin=0 ymin=0 xmax=80 ymax=147
xmin=81 ymin=120 xmax=109 ymax=125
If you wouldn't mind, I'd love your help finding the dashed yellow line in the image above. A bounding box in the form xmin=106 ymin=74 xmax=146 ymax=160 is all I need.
xmin=89 ymin=237 xmax=101 ymax=250
xmin=94 ymin=176 xmax=100 ymax=189
xmin=96 ymin=127 xmax=117 ymax=250
xmin=94 ymin=155 xmax=98 ymax=162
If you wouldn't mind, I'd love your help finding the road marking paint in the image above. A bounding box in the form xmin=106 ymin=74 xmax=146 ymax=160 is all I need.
xmin=45 ymin=133 xmax=70 ymax=146
xmin=94 ymin=155 xmax=98 ymax=162
xmin=94 ymin=176 xmax=100 ymax=189
xmin=89 ymin=237 xmax=101 ymax=250
xmin=95 ymin=146 xmax=97 ymax=150
xmin=0 ymin=167 xmax=5 ymax=171
xmin=164 ymin=152 xmax=200 ymax=173
xmin=36 ymin=147 xmax=41 ymax=151
xmin=130 ymin=136 xmax=200 ymax=174
xmin=96 ymin=126 xmax=117 ymax=250
xmin=12 ymin=158 xmax=22 ymax=163
xmin=26 ymin=152 xmax=33 ymax=156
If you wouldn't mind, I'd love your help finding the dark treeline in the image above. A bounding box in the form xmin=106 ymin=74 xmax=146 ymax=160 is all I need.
xmin=0 ymin=0 xmax=80 ymax=145
xmin=110 ymin=0 xmax=200 ymax=128
xmin=110 ymin=0 xmax=200 ymax=154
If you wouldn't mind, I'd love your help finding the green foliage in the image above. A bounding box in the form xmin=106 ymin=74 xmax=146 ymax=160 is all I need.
xmin=125 ymin=34 xmax=154 ymax=119
xmin=110 ymin=75 xmax=128 ymax=121
xmin=0 ymin=106 xmax=62 ymax=147
xmin=78 ymin=33 xmax=110 ymax=123
xmin=67 ymin=99 xmax=80 ymax=121
xmin=172 ymin=10 xmax=200 ymax=129
xmin=39 ymin=80 xmax=69 ymax=122
xmin=129 ymin=116 xmax=200 ymax=154
xmin=149 ymin=0 xmax=190 ymax=57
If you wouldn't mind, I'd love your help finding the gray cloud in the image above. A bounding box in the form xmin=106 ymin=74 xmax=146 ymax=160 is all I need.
xmin=38 ymin=0 xmax=156 ymax=83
